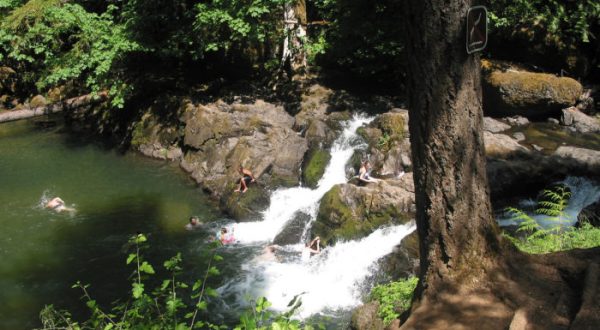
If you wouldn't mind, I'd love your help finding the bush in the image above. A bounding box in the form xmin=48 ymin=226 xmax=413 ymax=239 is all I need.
xmin=369 ymin=276 xmax=418 ymax=326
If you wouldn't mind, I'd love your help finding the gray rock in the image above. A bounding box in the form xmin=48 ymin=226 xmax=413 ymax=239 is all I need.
xmin=181 ymin=99 xmax=308 ymax=217
xmin=554 ymin=146 xmax=600 ymax=167
xmin=562 ymin=107 xmax=600 ymax=133
xmin=561 ymin=108 xmax=575 ymax=126
xmin=548 ymin=118 xmax=559 ymax=125
xmin=512 ymin=132 xmax=526 ymax=141
xmin=350 ymin=301 xmax=384 ymax=330
xmin=504 ymin=116 xmax=530 ymax=126
xmin=532 ymin=144 xmax=544 ymax=152
xmin=484 ymin=131 xmax=528 ymax=157
xmin=484 ymin=117 xmax=511 ymax=133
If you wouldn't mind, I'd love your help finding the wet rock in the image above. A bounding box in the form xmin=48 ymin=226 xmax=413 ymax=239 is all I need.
xmin=484 ymin=131 xmax=528 ymax=157
xmin=313 ymin=174 xmax=415 ymax=246
xmin=131 ymin=111 xmax=181 ymax=161
xmin=554 ymin=146 xmax=600 ymax=168
xmin=484 ymin=117 xmax=511 ymax=133
xmin=482 ymin=60 xmax=583 ymax=118
xmin=380 ymin=231 xmax=419 ymax=279
xmin=358 ymin=110 xmax=411 ymax=176
xmin=576 ymin=200 xmax=600 ymax=228
xmin=532 ymin=144 xmax=544 ymax=152
xmin=350 ymin=301 xmax=385 ymax=330
xmin=548 ymin=118 xmax=560 ymax=125
xmin=272 ymin=212 xmax=312 ymax=245
xmin=181 ymin=99 xmax=308 ymax=218
xmin=560 ymin=107 xmax=600 ymax=134
xmin=576 ymin=88 xmax=595 ymax=115
xmin=504 ymin=116 xmax=530 ymax=126
xmin=302 ymin=147 xmax=331 ymax=188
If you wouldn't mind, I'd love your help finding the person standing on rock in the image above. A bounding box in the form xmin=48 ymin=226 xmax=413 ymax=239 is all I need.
xmin=234 ymin=165 xmax=256 ymax=193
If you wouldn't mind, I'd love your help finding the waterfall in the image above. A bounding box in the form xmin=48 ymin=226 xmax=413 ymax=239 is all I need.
xmin=220 ymin=223 xmax=416 ymax=317
xmin=497 ymin=176 xmax=600 ymax=228
xmin=215 ymin=115 xmax=417 ymax=320
xmin=233 ymin=115 xmax=375 ymax=244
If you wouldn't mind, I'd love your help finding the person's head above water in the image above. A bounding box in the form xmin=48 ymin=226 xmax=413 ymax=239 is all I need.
xmin=189 ymin=216 xmax=199 ymax=225
xmin=221 ymin=227 xmax=228 ymax=234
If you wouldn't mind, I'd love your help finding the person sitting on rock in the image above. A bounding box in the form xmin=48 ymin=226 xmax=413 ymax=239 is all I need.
xmin=45 ymin=197 xmax=75 ymax=213
xmin=234 ymin=165 xmax=256 ymax=193
xmin=358 ymin=160 xmax=379 ymax=184
xmin=185 ymin=216 xmax=201 ymax=231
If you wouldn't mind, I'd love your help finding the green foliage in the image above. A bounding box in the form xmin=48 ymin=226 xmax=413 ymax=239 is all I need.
xmin=369 ymin=276 xmax=418 ymax=326
xmin=0 ymin=1 xmax=140 ymax=107
xmin=487 ymin=0 xmax=600 ymax=44
xmin=504 ymin=185 xmax=600 ymax=254
xmin=194 ymin=0 xmax=286 ymax=54
xmin=38 ymin=234 xmax=312 ymax=330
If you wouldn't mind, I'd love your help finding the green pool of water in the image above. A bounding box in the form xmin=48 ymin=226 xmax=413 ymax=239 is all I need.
xmin=0 ymin=118 xmax=222 ymax=329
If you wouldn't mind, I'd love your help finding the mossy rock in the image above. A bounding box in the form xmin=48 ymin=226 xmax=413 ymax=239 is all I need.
xmin=131 ymin=112 xmax=180 ymax=148
xmin=483 ymin=68 xmax=583 ymax=118
xmin=302 ymin=148 xmax=331 ymax=188
xmin=222 ymin=185 xmax=271 ymax=220
xmin=29 ymin=95 xmax=47 ymax=108
xmin=313 ymin=185 xmax=408 ymax=246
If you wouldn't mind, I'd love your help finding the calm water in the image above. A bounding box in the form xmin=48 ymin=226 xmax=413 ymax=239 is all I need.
xmin=0 ymin=118 xmax=222 ymax=329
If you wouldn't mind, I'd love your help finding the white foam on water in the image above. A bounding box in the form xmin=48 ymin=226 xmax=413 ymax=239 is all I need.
xmin=221 ymin=222 xmax=416 ymax=318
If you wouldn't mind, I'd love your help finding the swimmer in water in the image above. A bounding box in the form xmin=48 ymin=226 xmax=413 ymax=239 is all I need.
xmin=45 ymin=197 xmax=75 ymax=213
xmin=185 ymin=216 xmax=201 ymax=231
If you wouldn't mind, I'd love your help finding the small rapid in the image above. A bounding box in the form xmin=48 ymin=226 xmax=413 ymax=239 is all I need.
xmin=221 ymin=222 xmax=416 ymax=317
xmin=234 ymin=115 xmax=375 ymax=243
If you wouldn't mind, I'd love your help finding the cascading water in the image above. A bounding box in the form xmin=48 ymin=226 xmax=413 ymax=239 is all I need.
xmin=497 ymin=176 xmax=600 ymax=228
xmin=217 ymin=115 xmax=417 ymax=321
xmin=233 ymin=115 xmax=375 ymax=244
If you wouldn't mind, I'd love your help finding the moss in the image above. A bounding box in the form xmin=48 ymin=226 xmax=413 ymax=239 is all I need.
xmin=489 ymin=71 xmax=582 ymax=105
xmin=302 ymin=148 xmax=331 ymax=188
xmin=130 ymin=120 xmax=151 ymax=147
xmin=222 ymin=185 xmax=270 ymax=220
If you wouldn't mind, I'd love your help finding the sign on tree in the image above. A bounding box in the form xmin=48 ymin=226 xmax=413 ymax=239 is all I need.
xmin=466 ymin=6 xmax=488 ymax=54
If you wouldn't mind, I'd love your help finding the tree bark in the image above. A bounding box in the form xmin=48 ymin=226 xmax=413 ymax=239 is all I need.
xmin=400 ymin=0 xmax=507 ymax=327
xmin=281 ymin=0 xmax=307 ymax=78
xmin=0 ymin=92 xmax=107 ymax=124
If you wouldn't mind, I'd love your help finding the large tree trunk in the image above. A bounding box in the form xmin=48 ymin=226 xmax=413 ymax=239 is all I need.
xmin=281 ymin=0 xmax=307 ymax=79
xmin=399 ymin=1 xmax=600 ymax=329
xmin=400 ymin=0 xmax=509 ymax=328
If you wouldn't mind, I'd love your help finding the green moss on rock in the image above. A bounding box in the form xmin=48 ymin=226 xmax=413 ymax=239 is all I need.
xmin=302 ymin=148 xmax=331 ymax=188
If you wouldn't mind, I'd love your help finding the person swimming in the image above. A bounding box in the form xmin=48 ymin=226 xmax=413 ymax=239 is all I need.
xmin=45 ymin=197 xmax=75 ymax=213
xmin=185 ymin=216 xmax=201 ymax=231
xmin=301 ymin=236 xmax=320 ymax=262
xmin=217 ymin=227 xmax=236 ymax=245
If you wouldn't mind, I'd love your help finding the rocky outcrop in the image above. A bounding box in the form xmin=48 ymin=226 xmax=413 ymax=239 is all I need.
xmin=132 ymin=111 xmax=182 ymax=161
xmin=180 ymin=99 xmax=308 ymax=219
xmin=482 ymin=60 xmax=583 ymax=118
xmin=484 ymin=131 xmax=528 ymax=157
xmin=560 ymin=107 xmax=600 ymax=134
xmin=351 ymin=301 xmax=385 ymax=330
xmin=358 ymin=110 xmax=411 ymax=175
xmin=313 ymin=174 xmax=415 ymax=245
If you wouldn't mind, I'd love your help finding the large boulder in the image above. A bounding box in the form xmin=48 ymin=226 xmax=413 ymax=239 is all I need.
xmin=180 ymin=99 xmax=308 ymax=219
xmin=482 ymin=60 xmax=583 ymax=118
xmin=131 ymin=111 xmax=183 ymax=161
xmin=350 ymin=301 xmax=385 ymax=330
xmin=313 ymin=174 xmax=415 ymax=246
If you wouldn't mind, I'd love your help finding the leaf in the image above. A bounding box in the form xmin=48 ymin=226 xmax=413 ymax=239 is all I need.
xmin=208 ymin=266 xmax=220 ymax=276
xmin=126 ymin=253 xmax=136 ymax=265
xmin=132 ymin=283 xmax=144 ymax=299
xmin=192 ymin=280 xmax=203 ymax=291
xmin=103 ymin=324 xmax=114 ymax=330
xmin=213 ymin=254 xmax=224 ymax=262
xmin=206 ymin=287 xmax=218 ymax=297
xmin=161 ymin=279 xmax=171 ymax=291
xmin=139 ymin=261 xmax=155 ymax=274
xmin=196 ymin=300 xmax=208 ymax=310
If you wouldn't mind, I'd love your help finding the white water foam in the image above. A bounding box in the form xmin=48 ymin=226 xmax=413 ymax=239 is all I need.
xmin=497 ymin=176 xmax=600 ymax=228
xmin=233 ymin=115 xmax=374 ymax=243
xmin=221 ymin=222 xmax=416 ymax=318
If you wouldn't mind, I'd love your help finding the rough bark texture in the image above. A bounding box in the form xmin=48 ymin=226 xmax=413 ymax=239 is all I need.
xmin=403 ymin=0 xmax=500 ymax=290
xmin=400 ymin=0 xmax=507 ymax=328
